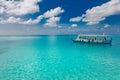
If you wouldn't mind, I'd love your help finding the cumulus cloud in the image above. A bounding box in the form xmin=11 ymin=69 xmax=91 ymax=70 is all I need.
xmin=0 ymin=17 xmax=22 ymax=24
xmin=23 ymin=6 xmax=64 ymax=25
xmin=104 ymin=24 xmax=110 ymax=28
xmin=0 ymin=7 xmax=4 ymax=14
xmin=0 ymin=15 xmax=43 ymax=24
xmin=0 ymin=0 xmax=43 ymax=24
xmin=58 ymin=26 xmax=62 ymax=28
xmin=69 ymin=16 xmax=82 ymax=22
xmin=24 ymin=7 xmax=64 ymax=25
xmin=43 ymin=7 xmax=64 ymax=27
xmin=0 ymin=1 xmax=64 ymax=26
xmin=0 ymin=0 xmax=42 ymax=16
xmin=23 ymin=15 xmax=43 ymax=24
xmin=0 ymin=5 xmax=64 ymax=25
xmin=71 ymin=24 xmax=78 ymax=27
xmin=82 ymin=0 xmax=120 ymax=25
xmin=44 ymin=17 xmax=61 ymax=27
xmin=43 ymin=7 xmax=64 ymax=18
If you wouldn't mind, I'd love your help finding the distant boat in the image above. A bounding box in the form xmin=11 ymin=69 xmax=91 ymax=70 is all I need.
xmin=72 ymin=35 xmax=112 ymax=44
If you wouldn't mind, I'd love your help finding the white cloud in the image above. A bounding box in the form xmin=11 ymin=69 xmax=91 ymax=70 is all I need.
xmin=43 ymin=7 xmax=64 ymax=27
xmin=0 ymin=0 xmax=64 ymax=26
xmin=71 ymin=24 xmax=78 ymax=27
xmin=69 ymin=16 xmax=82 ymax=22
xmin=0 ymin=17 xmax=23 ymax=24
xmin=0 ymin=15 xmax=43 ymax=24
xmin=0 ymin=0 xmax=42 ymax=16
xmin=23 ymin=7 xmax=64 ymax=25
xmin=0 ymin=6 xmax=64 ymax=25
xmin=81 ymin=0 xmax=120 ymax=25
xmin=44 ymin=17 xmax=61 ymax=27
xmin=23 ymin=15 xmax=43 ymax=24
xmin=43 ymin=7 xmax=64 ymax=18
xmin=0 ymin=7 xmax=4 ymax=14
xmin=104 ymin=24 xmax=110 ymax=28
xmin=58 ymin=26 xmax=62 ymax=28
xmin=24 ymin=6 xmax=64 ymax=25
xmin=0 ymin=0 xmax=43 ymax=24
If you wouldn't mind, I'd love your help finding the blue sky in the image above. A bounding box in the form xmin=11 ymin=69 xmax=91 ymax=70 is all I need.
xmin=0 ymin=0 xmax=120 ymax=35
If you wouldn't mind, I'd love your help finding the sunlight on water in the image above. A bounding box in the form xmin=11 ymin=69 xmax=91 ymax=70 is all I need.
xmin=0 ymin=35 xmax=120 ymax=80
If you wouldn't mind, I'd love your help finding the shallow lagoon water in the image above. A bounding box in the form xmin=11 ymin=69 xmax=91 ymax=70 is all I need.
xmin=0 ymin=35 xmax=120 ymax=80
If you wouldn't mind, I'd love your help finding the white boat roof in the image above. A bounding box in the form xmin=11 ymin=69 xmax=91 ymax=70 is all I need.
xmin=78 ymin=34 xmax=108 ymax=37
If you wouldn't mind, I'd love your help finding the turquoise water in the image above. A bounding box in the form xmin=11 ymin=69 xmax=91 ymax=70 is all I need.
xmin=0 ymin=35 xmax=120 ymax=80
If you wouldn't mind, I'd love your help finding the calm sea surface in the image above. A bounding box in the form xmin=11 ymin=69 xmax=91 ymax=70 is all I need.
xmin=0 ymin=35 xmax=120 ymax=80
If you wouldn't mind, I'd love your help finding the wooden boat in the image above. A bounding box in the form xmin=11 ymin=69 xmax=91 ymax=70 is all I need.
xmin=72 ymin=35 xmax=112 ymax=44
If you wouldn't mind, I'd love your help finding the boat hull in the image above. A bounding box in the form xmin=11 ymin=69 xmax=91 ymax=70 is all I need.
xmin=72 ymin=39 xmax=112 ymax=44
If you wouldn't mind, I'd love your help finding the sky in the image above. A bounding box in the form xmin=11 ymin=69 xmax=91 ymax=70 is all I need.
xmin=0 ymin=0 xmax=120 ymax=35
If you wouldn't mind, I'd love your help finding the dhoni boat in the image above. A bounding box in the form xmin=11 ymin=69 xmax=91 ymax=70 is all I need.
xmin=72 ymin=34 xmax=112 ymax=44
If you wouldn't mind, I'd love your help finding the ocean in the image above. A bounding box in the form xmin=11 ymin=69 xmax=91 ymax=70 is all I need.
xmin=0 ymin=35 xmax=120 ymax=80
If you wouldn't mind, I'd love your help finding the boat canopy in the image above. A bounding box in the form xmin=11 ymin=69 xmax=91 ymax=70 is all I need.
xmin=77 ymin=34 xmax=110 ymax=39
xmin=78 ymin=34 xmax=108 ymax=37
